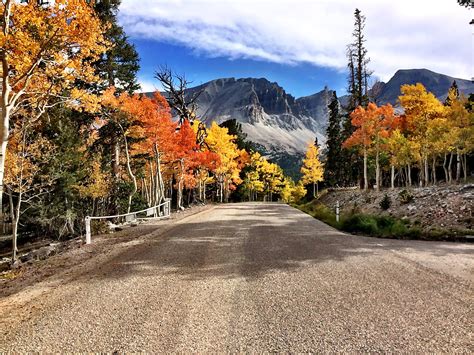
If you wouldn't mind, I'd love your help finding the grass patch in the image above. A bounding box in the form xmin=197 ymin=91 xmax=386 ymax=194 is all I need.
xmin=294 ymin=201 xmax=340 ymax=228
xmin=295 ymin=200 xmax=473 ymax=241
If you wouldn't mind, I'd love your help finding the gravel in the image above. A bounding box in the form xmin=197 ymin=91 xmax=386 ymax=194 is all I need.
xmin=0 ymin=202 xmax=472 ymax=352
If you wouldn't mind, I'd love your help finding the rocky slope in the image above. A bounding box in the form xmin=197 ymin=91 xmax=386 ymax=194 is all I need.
xmin=319 ymin=184 xmax=474 ymax=235
xmin=187 ymin=78 xmax=330 ymax=156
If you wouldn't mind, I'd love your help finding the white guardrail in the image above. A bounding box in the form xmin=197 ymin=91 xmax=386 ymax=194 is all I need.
xmin=84 ymin=199 xmax=171 ymax=244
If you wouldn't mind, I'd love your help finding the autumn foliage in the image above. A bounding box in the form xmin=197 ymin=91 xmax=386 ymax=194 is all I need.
xmin=343 ymin=83 xmax=473 ymax=189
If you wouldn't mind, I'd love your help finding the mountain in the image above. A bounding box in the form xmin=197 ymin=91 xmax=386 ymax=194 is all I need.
xmin=184 ymin=78 xmax=331 ymax=178
xmin=373 ymin=69 xmax=474 ymax=105
xmin=155 ymin=69 xmax=473 ymax=179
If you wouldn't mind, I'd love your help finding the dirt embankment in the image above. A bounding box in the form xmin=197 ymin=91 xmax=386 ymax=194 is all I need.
xmin=318 ymin=184 xmax=473 ymax=233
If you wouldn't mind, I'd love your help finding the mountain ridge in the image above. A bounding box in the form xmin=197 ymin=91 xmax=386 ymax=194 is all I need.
xmin=151 ymin=69 xmax=473 ymax=178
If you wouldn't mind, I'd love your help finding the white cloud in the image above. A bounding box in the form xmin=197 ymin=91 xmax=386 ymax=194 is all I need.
xmin=120 ymin=0 xmax=473 ymax=81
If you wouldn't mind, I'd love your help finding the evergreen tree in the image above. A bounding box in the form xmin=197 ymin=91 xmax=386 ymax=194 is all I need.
xmin=323 ymin=92 xmax=343 ymax=186
xmin=219 ymin=119 xmax=255 ymax=152
xmin=94 ymin=0 xmax=140 ymax=93
xmin=444 ymin=80 xmax=459 ymax=106
xmin=340 ymin=8 xmax=372 ymax=187
xmin=91 ymin=0 xmax=141 ymax=213
xmin=349 ymin=8 xmax=372 ymax=108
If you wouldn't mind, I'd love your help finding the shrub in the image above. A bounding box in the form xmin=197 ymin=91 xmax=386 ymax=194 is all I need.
xmin=399 ymin=189 xmax=414 ymax=204
xmin=341 ymin=214 xmax=379 ymax=235
xmin=379 ymin=194 xmax=391 ymax=210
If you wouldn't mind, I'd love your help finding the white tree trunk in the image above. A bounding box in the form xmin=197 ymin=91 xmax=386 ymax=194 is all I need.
xmin=424 ymin=157 xmax=429 ymax=187
xmin=391 ymin=165 xmax=395 ymax=189
xmin=363 ymin=148 xmax=368 ymax=190
xmin=177 ymin=159 xmax=185 ymax=209
xmin=121 ymin=131 xmax=137 ymax=213
xmin=0 ymin=100 xmax=11 ymax=228
xmin=375 ymin=149 xmax=380 ymax=191
xmin=407 ymin=164 xmax=412 ymax=187
xmin=448 ymin=153 xmax=453 ymax=183
xmin=456 ymin=152 xmax=461 ymax=182
xmin=443 ymin=153 xmax=449 ymax=183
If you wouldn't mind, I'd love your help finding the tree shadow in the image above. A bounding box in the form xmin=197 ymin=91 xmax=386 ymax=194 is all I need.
xmin=76 ymin=203 xmax=398 ymax=283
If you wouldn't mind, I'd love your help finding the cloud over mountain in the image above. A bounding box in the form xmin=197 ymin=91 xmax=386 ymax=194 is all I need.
xmin=119 ymin=0 xmax=472 ymax=82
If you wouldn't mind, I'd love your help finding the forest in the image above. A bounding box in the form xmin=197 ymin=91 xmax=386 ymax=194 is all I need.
xmin=323 ymin=9 xmax=473 ymax=191
xmin=0 ymin=1 xmax=472 ymax=263
xmin=1 ymin=0 xmax=313 ymax=261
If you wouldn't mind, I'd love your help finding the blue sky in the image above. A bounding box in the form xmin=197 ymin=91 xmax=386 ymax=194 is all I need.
xmin=119 ymin=0 xmax=472 ymax=97
xmin=130 ymin=39 xmax=348 ymax=98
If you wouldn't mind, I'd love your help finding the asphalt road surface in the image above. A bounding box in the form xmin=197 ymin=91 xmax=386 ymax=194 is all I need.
xmin=1 ymin=203 xmax=472 ymax=352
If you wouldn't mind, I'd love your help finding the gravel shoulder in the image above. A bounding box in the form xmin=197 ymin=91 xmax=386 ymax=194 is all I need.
xmin=0 ymin=202 xmax=472 ymax=353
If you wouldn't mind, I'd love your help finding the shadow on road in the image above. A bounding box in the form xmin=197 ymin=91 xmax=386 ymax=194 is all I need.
xmin=77 ymin=203 xmax=473 ymax=284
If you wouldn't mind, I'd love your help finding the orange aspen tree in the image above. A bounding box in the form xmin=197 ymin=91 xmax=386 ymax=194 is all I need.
xmin=343 ymin=104 xmax=376 ymax=190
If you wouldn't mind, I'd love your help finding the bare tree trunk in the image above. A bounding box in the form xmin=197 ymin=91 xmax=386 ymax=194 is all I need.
xmin=0 ymin=105 xmax=10 ymax=233
xmin=443 ymin=153 xmax=449 ymax=183
xmin=10 ymin=191 xmax=21 ymax=262
xmin=432 ymin=156 xmax=437 ymax=185
xmin=177 ymin=159 xmax=185 ymax=209
xmin=313 ymin=183 xmax=316 ymax=199
xmin=154 ymin=144 xmax=165 ymax=204
xmin=448 ymin=153 xmax=454 ymax=183
xmin=149 ymin=162 xmax=156 ymax=206
xmin=220 ymin=181 xmax=224 ymax=203
xmin=424 ymin=157 xmax=429 ymax=186
xmin=462 ymin=154 xmax=467 ymax=181
xmin=7 ymin=190 xmax=15 ymax=260
xmin=203 ymin=180 xmax=207 ymax=202
xmin=391 ymin=165 xmax=395 ymax=189
xmin=143 ymin=177 xmax=151 ymax=207
xmin=456 ymin=152 xmax=461 ymax=182
xmin=363 ymin=148 xmax=368 ymax=190
xmin=375 ymin=148 xmax=380 ymax=191
xmin=121 ymin=130 xmax=137 ymax=213
xmin=407 ymin=164 xmax=412 ymax=187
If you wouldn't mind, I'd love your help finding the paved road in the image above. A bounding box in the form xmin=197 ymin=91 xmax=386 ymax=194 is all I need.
xmin=1 ymin=203 xmax=473 ymax=352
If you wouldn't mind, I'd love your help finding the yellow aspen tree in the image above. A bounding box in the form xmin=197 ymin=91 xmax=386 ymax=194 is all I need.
xmin=0 ymin=0 xmax=106 ymax=217
xmin=399 ymin=83 xmax=444 ymax=186
xmin=301 ymin=142 xmax=324 ymax=198
xmin=444 ymin=89 xmax=473 ymax=182
xmin=5 ymin=124 xmax=55 ymax=261
xmin=206 ymin=122 xmax=245 ymax=202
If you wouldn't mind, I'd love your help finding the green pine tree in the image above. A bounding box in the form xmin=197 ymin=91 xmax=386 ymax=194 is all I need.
xmin=323 ymin=92 xmax=343 ymax=186
xmin=94 ymin=0 xmax=140 ymax=93
xmin=340 ymin=8 xmax=371 ymax=187
xmin=445 ymin=80 xmax=460 ymax=106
